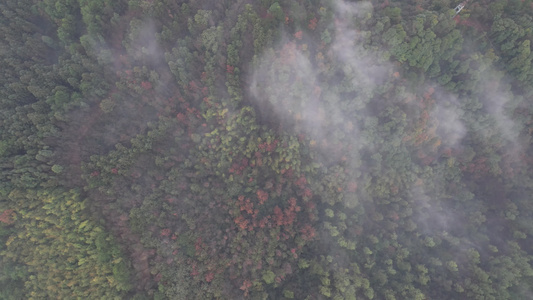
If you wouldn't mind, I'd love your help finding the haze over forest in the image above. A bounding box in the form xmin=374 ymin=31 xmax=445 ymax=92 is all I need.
xmin=1 ymin=0 xmax=533 ymax=299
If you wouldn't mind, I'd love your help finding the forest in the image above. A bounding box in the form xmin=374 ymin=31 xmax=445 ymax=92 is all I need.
xmin=1 ymin=0 xmax=533 ymax=299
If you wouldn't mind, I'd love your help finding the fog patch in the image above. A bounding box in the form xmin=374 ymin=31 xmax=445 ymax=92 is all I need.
xmin=124 ymin=19 xmax=163 ymax=66
xmin=410 ymin=181 xmax=453 ymax=235
xmin=431 ymin=92 xmax=467 ymax=148
xmin=250 ymin=1 xmax=394 ymax=160
xmin=477 ymin=70 xmax=523 ymax=150
xmin=332 ymin=1 xmax=389 ymax=93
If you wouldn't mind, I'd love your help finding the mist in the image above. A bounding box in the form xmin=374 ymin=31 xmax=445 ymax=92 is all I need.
xmin=6 ymin=0 xmax=533 ymax=299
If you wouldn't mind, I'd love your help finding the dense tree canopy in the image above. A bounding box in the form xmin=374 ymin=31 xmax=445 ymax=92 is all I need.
xmin=1 ymin=0 xmax=533 ymax=299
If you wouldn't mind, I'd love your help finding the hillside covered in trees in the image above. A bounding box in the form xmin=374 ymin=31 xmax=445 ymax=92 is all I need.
xmin=1 ymin=0 xmax=533 ymax=299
